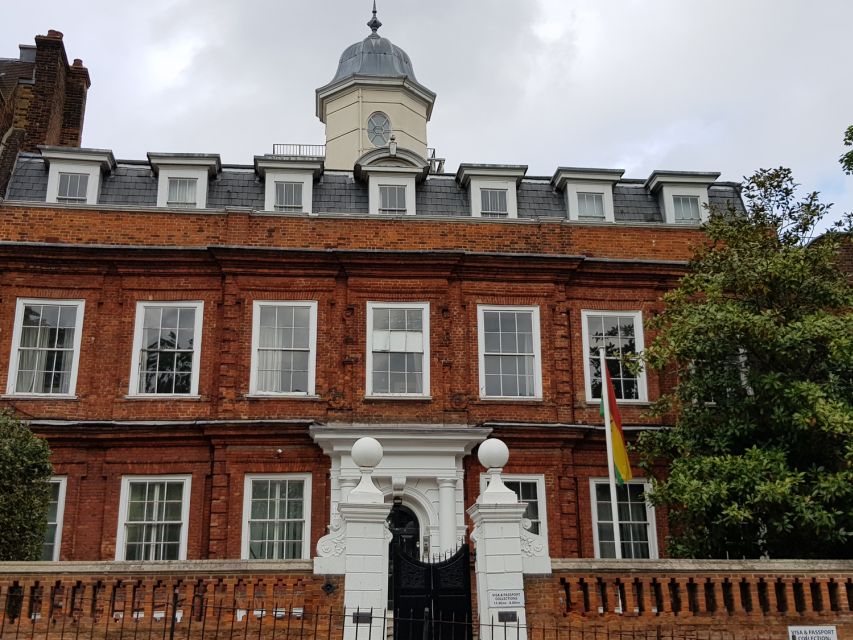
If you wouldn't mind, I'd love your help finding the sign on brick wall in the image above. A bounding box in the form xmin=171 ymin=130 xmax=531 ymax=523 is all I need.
xmin=788 ymin=626 xmax=837 ymax=640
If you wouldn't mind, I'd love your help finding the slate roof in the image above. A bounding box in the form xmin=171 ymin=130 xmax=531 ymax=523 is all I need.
xmin=4 ymin=153 xmax=744 ymax=221
xmin=0 ymin=58 xmax=34 ymax=101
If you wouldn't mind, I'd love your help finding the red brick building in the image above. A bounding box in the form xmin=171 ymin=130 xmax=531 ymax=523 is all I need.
xmin=0 ymin=20 xmax=742 ymax=568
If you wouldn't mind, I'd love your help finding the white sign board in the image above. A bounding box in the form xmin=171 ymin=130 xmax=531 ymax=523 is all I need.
xmin=788 ymin=626 xmax=837 ymax=640
xmin=488 ymin=590 xmax=525 ymax=608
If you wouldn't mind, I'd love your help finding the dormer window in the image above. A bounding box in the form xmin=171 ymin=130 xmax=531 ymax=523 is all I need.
xmin=456 ymin=164 xmax=527 ymax=219
xmin=167 ymin=177 xmax=197 ymax=208
xmin=379 ymin=184 xmax=407 ymax=214
xmin=254 ymin=156 xmax=323 ymax=214
xmin=354 ymin=146 xmax=430 ymax=216
xmin=275 ymin=181 xmax=303 ymax=212
xmin=40 ymin=146 xmax=115 ymax=206
xmin=551 ymin=167 xmax=624 ymax=223
xmin=149 ymin=153 xmax=221 ymax=210
xmin=480 ymin=188 xmax=508 ymax=218
xmin=645 ymin=171 xmax=720 ymax=225
xmin=57 ymin=173 xmax=89 ymax=204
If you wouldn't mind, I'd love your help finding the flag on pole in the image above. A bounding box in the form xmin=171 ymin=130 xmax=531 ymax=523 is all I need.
xmin=599 ymin=362 xmax=633 ymax=484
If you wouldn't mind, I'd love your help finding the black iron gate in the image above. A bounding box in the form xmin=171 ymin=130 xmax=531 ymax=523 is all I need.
xmin=391 ymin=543 xmax=472 ymax=640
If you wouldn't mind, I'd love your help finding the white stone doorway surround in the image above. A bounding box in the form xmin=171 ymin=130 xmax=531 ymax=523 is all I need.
xmin=310 ymin=423 xmax=492 ymax=556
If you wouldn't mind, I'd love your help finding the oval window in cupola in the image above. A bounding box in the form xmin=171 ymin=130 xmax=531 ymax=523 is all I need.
xmin=367 ymin=112 xmax=392 ymax=146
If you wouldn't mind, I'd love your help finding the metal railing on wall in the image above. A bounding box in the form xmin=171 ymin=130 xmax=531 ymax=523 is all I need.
xmin=271 ymin=144 xmax=326 ymax=157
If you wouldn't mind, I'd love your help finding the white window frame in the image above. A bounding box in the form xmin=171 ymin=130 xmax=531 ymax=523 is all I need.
xmin=672 ymin=194 xmax=701 ymax=223
xmin=43 ymin=476 xmax=67 ymax=561
xmin=365 ymin=301 xmax=430 ymax=398
xmin=565 ymin=182 xmax=615 ymax=222
xmin=241 ymin=473 xmax=312 ymax=561
xmin=263 ymin=170 xmax=314 ymax=214
xmin=479 ymin=473 xmax=548 ymax=546
xmin=589 ymin=478 xmax=658 ymax=559
xmin=128 ymin=301 xmax=204 ymax=397
xmin=660 ymin=185 xmax=710 ymax=225
xmin=56 ymin=172 xmax=90 ymax=203
xmin=46 ymin=162 xmax=101 ymax=205
xmin=156 ymin=168 xmax=209 ymax=209
xmin=477 ymin=305 xmax=542 ymax=400
xmin=249 ymin=301 xmax=318 ymax=396
xmin=580 ymin=310 xmax=647 ymax=404
xmin=166 ymin=177 xmax=198 ymax=208
xmin=378 ymin=184 xmax=407 ymax=214
xmin=368 ymin=175 xmax=416 ymax=216
xmin=6 ymin=298 xmax=86 ymax=397
xmin=470 ymin=178 xmax=518 ymax=218
xmin=115 ymin=474 xmax=192 ymax=561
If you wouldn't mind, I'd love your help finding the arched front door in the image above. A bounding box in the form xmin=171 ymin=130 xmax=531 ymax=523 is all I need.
xmin=388 ymin=503 xmax=420 ymax=557
xmin=388 ymin=503 xmax=420 ymax=609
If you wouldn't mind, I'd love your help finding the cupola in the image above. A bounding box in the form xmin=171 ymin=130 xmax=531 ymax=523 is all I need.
xmin=316 ymin=3 xmax=436 ymax=170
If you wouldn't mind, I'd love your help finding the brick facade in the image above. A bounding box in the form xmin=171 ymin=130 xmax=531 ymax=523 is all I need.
xmin=0 ymin=204 xmax=696 ymax=561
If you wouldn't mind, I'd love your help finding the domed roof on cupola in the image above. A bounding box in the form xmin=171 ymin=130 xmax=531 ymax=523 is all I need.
xmin=327 ymin=2 xmax=418 ymax=84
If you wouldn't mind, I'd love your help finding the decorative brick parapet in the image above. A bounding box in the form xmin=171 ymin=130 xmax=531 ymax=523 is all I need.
xmin=0 ymin=561 xmax=343 ymax=633
xmin=524 ymin=559 xmax=853 ymax=635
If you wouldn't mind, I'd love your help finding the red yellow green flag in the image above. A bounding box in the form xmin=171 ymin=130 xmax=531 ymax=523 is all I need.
xmin=600 ymin=366 xmax=633 ymax=484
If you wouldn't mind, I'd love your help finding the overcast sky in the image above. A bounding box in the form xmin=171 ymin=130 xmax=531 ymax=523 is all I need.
xmin=3 ymin=0 xmax=851 ymax=224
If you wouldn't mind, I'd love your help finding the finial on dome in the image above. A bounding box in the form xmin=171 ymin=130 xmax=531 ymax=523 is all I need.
xmin=367 ymin=0 xmax=382 ymax=34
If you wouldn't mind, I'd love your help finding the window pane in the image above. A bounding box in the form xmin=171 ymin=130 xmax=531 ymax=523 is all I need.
xmin=482 ymin=309 xmax=536 ymax=397
xmin=255 ymin=304 xmax=314 ymax=394
xmin=275 ymin=182 xmax=303 ymax=212
xmin=15 ymin=303 xmax=80 ymax=395
xmin=370 ymin=307 xmax=425 ymax=394
xmin=586 ymin=314 xmax=640 ymax=400
xmin=594 ymin=482 xmax=651 ymax=559
xmin=578 ymin=192 xmax=604 ymax=218
xmin=481 ymin=188 xmax=508 ymax=216
xmin=137 ymin=305 xmax=197 ymax=395
xmin=167 ymin=178 xmax=197 ymax=207
xmin=247 ymin=478 xmax=306 ymax=559
xmin=379 ymin=185 xmax=406 ymax=213
xmin=673 ymin=195 xmax=700 ymax=222
xmin=57 ymin=173 xmax=88 ymax=202
xmin=123 ymin=480 xmax=185 ymax=561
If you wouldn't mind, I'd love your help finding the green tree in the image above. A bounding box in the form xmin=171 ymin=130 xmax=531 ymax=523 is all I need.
xmin=0 ymin=410 xmax=53 ymax=561
xmin=636 ymin=168 xmax=853 ymax=559
xmin=841 ymin=125 xmax=853 ymax=175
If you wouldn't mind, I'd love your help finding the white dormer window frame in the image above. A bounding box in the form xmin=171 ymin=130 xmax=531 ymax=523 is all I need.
xmin=456 ymin=165 xmax=527 ymax=219
xmin=263 ymin=170 xmax=314 ymax=214
xmin=149 ymin=154 xmax=220 ymax=210
xmin=551 ymin=168 xmax=624 ymax=224
xmin=368 ymin=174 xmax=416 ymax=216
xmin=156 ymin=168 xmax=209 ymax=209
xmin=470 ymin=178 xmax=518 ymax=219
xmin=659 ymin=185 xmax=710 ymax=225
xmin=645 ymin=171 xmax=720 ymax=226
xmin=255 ymin=156 xmax=323 ymax=215
xmin=41 ymin=147 xmax=115 ymax=206
xmin=565 ymin=182 xmax=615 ymax=223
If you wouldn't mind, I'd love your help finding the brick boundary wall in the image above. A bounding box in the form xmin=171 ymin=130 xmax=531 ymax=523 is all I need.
xmin=525 ymin=559 xmax=853 ymax=638
xmin=0 ymin=561 xmax=344 ymax=639
xmin=1 ymin=560 xmax=850 ymax=638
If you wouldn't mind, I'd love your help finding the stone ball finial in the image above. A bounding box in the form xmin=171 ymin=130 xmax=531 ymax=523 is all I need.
xmin=352 ymin=436 xmax=383 ymax=468
xmin=478 ymin=438 xmax=509 ymax=470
